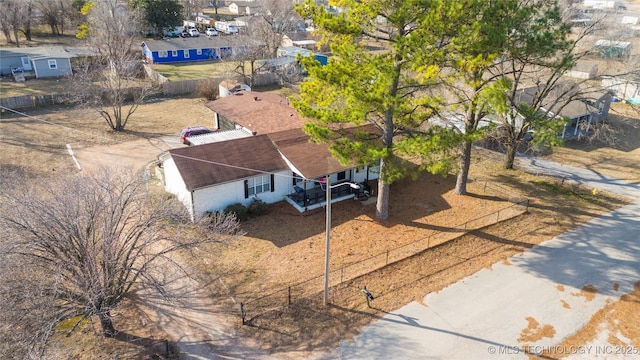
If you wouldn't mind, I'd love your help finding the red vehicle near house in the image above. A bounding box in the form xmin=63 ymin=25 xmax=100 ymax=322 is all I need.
xmin=180 ymin=126 xmax=213 ymax=145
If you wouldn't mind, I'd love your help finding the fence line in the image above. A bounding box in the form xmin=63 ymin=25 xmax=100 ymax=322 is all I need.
xmin=238 ymin=189 xmax=530 ymax=321
xmin=0 ymin=93 xmax=69 ymax=110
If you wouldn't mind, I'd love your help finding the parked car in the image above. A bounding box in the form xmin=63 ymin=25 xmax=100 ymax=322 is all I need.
xmin=205 ymin=27 xmax=218 ymax=36
xmin=187 ymin=28 xmax=200 ymax=37
xmin=180 ymin=126 xmax=213 ymax=145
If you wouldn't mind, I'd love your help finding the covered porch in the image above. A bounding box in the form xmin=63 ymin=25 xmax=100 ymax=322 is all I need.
xmin=285 ymin=180 xmax=362 ymax=212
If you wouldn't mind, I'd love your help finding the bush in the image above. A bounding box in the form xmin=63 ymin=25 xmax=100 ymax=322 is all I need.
xmin=248 ymin=199 xmax=268 ymax=216
xmin=224 ymin=203 xmax=248 ymax=221
xmin=196 ymin=79 xmax=219 ymax=100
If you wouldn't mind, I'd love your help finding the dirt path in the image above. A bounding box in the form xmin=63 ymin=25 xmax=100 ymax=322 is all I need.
xmin=135 ymin=249 xmax=269 ymax=359
xmin=72 ymin=136 xmax=181 ymax=172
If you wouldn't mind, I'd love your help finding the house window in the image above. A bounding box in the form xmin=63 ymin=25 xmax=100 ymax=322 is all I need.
xmin=158 ymin=51 xmax=168 ymax=58
xmin=598 ymin=102 xmax=604 ymax=114
xmin=184 ymin=49 xmax=190 ymax=58
xmin=171 ymin=50 xmax=178 ymax=57
xmin=48 ymin=60 xmax=57 ymax=69
xmin=247 ymin=175 xmax=272 ymax=196
xmin=196 ymin=49 xmax=202 ymax=55
xmin=337 ymin=171 xmax=346 ymax=181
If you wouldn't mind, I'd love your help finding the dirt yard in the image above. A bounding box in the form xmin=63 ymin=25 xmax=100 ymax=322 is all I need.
xmin=1 ymin=95 xmax=639 ymax=359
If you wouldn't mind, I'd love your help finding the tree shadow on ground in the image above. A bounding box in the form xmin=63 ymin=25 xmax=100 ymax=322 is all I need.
xmin=243 ymin=172 xmax=454 ymax=247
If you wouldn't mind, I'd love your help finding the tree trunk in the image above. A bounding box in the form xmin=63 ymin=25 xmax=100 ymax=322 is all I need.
xmin=503 ymin=141 xmax=516 ymax=169
xmin=13 ymin=29 xmax=20 ymax=47
xmin=455 ymin=140 xmax=473 ymax=195
xmin=376 ymin=176 xmax=389 ymax=221
xmin=98 ymin=311 xmax=116 ymax=337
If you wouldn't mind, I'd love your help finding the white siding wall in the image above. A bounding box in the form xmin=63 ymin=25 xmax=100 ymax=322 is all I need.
xmin=192 ymin=170 xmax=292 ymax=218
xmin=163 ymin=157 xmax=195 ymax=219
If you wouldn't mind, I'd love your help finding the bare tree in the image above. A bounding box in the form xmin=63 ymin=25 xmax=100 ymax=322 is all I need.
xmin=225 ymin=33 xmax=269 ymax=87
xmin=74 ymin=0 xmax=156 ymax=131
xmin=0 ymin=168 xmax=242 ymax=357
xmin=37 ymin=0 xmax=77 ymax=35
xmin=253 ymin=0 xmax=303 ymax=57
xmin=0 ymin=0 xmax=30 ymax=46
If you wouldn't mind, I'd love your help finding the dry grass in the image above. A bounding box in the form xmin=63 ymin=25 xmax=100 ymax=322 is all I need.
xmin=545 ymin=103 xmax=640 ymax=182
xmin=185 ymin=153 xmax=629 ymax=358
xmin=1 ymin=92 xmax=639 ymax=358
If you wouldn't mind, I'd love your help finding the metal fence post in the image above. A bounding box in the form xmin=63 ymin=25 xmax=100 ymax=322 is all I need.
xmin=386 ymin=250 xmax=389 ymax=265
xmin=240 ymin=302 xmax=246 ymax=325
xmin=288 ymin=287 xmax=291 ymax=305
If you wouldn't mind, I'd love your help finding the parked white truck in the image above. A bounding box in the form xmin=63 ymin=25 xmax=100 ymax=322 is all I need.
xmin=215 ymin=21 xmax=239 ymax=35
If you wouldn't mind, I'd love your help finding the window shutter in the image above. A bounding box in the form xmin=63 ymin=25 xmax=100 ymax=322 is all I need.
xmin=244 ymin=180 xmax=249 ymax=198
xmin=271 ymin=174 xmax=275 ymax=192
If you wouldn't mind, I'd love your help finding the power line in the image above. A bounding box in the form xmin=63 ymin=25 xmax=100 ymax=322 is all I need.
xmin=0 ymin=104 xmax=331 ymax=185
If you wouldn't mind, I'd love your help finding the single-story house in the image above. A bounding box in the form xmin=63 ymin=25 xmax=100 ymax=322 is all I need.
xmin=0 ymin=46 xmax=74 ymax=79
xmin=228 ymin=1 xmax=259 ymax=15
xmin=601 ymin=75 xmax=640 ymax=105
xmin=161 ymin=126 xmax=380 ymax=220
xmin=516 ymin=84 xmax=613 ymax=139
xmin=141 ymin=36 xmax=264 ymax=64
xmin=161 ymin=91 xmax=380 ymax=220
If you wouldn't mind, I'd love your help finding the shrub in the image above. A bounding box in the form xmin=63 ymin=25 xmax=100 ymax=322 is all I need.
xmin=224 ymin=203 xmax=248 ymax=221
xmin=200 ymin=211 xmax=244 ymax=235
xmin=248 ymin=199 xmax=268 ymax=216
xmin=196 ymin=79 xmax=219 ymax=100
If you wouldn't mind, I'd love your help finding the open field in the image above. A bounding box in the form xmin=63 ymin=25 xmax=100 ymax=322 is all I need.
xmin=1 ymin=93 xmax=639 ymax=359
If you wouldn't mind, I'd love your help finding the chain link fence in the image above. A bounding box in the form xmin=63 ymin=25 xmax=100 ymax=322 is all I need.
xmin=236 ymin=180 xmax=529 ymax=323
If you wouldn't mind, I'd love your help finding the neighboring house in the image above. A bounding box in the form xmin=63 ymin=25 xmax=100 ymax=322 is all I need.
xmin=516 ymin=85 xmax=613 ymax=139
xmin=161 ymin=91 xmax=380 ymax=220
xmin=141 ymin=36 xmax=264 ymax=64
xmin=276 ymin=46 xmax=329 ymax=65
xmin=601 ymin=75 xmax=640 ymax=105
xmin=0 ymin=46 xmax=74 ymax=79
xmin=280 ymin=31 xmax=324 ymax=50
xmin=593 ymin=40 xmax=631 ymax=60
xmin=228 ymin=1 xmax=259 ymax=14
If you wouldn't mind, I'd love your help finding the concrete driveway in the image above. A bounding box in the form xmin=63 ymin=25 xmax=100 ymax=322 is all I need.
xmin=324 ymin=157 xmax=640 ymax=359
xmin=72 ymin=135 xmax=183 ymax=172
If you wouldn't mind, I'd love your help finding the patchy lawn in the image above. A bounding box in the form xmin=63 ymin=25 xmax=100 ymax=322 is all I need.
xmin=2 ymin=92 xmax=638 ymax=359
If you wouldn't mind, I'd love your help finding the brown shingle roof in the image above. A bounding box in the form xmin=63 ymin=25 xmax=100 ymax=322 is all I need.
xmin=169 ymin=135 xmax=288 ymax=191
xmin=269 ymin=124 xmax=381 ymax=179
xmin=205 ymin=91 xmax=305 ymax=134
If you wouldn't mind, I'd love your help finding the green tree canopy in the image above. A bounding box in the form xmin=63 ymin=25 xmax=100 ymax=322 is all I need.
xmin=130 ymin=0 xmax=183 ymax=36
xmin=293 ymin=0 xmax=463 ymax=221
